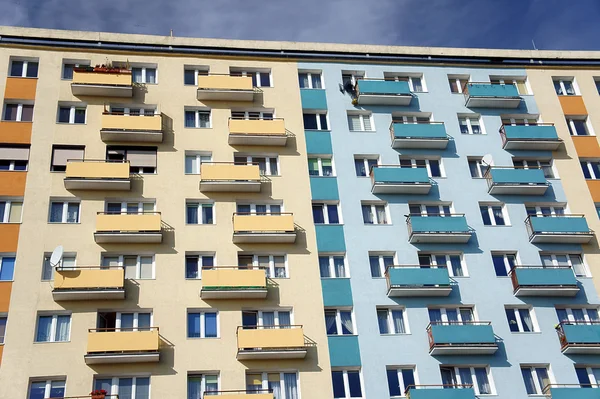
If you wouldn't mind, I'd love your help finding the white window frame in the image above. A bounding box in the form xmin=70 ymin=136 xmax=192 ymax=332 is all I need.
xmin=61 ymin=60 xmax=89 ymax=80
xmin=320 ymin=254 xmax=348 ymax=278
xmin=57 ymin=105 xmax=87 ymax=124
xmin=250 ymin=309 xmax=294 ymax=327
xmin=0 ymin=199 xmax=22 ymax=223
xmin=105 ymin=201 xmax=156 ymax=214
xmin=0 ymin=254 xmax=16 ymax=282
xmin=187 ymin=374 xmax=220 ymax=397
xmin=109 ymin=105 xmax=158 ymax=116
xmin=48 ymin=201 xmax=80 ymax=223
xmin=101 ymin=254 xmax=155 ymax=280
xmin=418 ymin=253 xmax=468 ymax=278
xmin=184 ymin=66 xmax=209 ymax=86
xmin=520 ymin=365 xmax=554 ymax=395
xmin=333 ymin=369 xmax=364 ymax=399
xmin=386 ymin=74 xmax=427 ymax=92
xmin=186 ymin=201 xmax=215 ymax=225
xmin=238 ymin=203 xmax=285 ymax=215
xmin=131 ymin=66 xmax=158 ymax=84
xmin=235 ymin=155 xmax=279 ymax=176
xmin=96 ymin=376 xmax=151 ymax=398
xmin=556 ymin=307 xmax=600 ymax=323
xmin=553 ymin=78 xmax=579 ymax=95
xmin=576 ymin=367 xmax=600 ymax=386
xmin=231 ymin=110 xmax=275 ymax=120
xmin=526 ymin=205 xmax=566 ymax=216
xmin=35 ymin=313 xmax=71 ymax=342
xmin=28 ymin=379 xmax=66 ymax=399
xmin=448 ymin=76 xmax=469 ymax=93
xmin=490 ymin=77 xmax=531 ymax=95
xmin=242 ymin=254 xmax=289 ymax=278
xmin=347 ymin=113 xmax=374 ymax=132
xmin=187 ymin=309 xmax=220 ymax=338
xmin=399 ymin=158 xmax=445 ymax=178
xmin=502 ymin=115 xmax=540 ymax=126
xmin=458 ymin=115 xmax=485 ymax=135
xmin=0 ymin=158 xmax=27 ymax=171
xmin=468 ymin=157 xmax=488 ymax=178
xmin=313 ymin=202 xmax=342 ymax=224
xmin=342 ymin=72 xmax=364 ymax=86
xmin=354 ymin=156 xmax=379 ymax=177
xmin=582 ymin=160 xmax=600 ymax=179
xmin=410 ymin=203 xmax=453 ymax=216
xmin=0 ymin=314 xmax=6 ymax=344
xmin=387 ymin=366 xmax=419 ymax=397
xmin=541 ymin=253 xmax=589 ymax=277
xmin=442 ymin=366 xmax=496 ymax=396
xmin=42 ymin=253 xmax=76 ymax=281
xmin=3 ymin=102 xmax=32 ymax=122
xmin=505 ymin=306 xmax=539 ymax=333
xmin=326 ymin=308 xmax=356 ymax=336
xmin=430 ymin=307 xmax=476 ymax=323
xmin=185 ymin=108 xmax=212 ymax=128
xmin=9 ymin=59 xmax=37 ymax=78
xmin=394 ymin=115 xmax=432 ymax=124
xmin=378 ymin=307 xmax=410 ymax=335
xmin=231 ymin=69 xmax=272 ymax=88
xmin=308 ymin=156 xmax=335 ymax=177
xmin=513 ymin=159 xmax=556 ymax=178
xmin=185 ymin=152 xmax=212 ymax=174
xmin=304 ymin=112 xmax=329 ymax=130
xmin=112 ymin=311 xmax=153 ymax=331
xmin=479 ymin=203 xmax=510 ymax=226
xmin=369 ymin=253 xmax=396 ymax=278
xmin=247 ymin=372 xmax=299 ymax=398
xmin=567 ymin=117 xmax=595 ymax=136
xmin=361 ymin=202 xmax=390 ymax=225
xmin=185 ymin=253 xmax=215 ymax=279
xmin=492 ymin=252 xmax=519 ymax=276
xmin=299 ymin=71 xmax=324 ymax=89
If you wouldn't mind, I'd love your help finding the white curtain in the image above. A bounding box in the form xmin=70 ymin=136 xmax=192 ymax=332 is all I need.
xmin=391 ymin=310 xmax=405 ymax=334
xmin=325 ymin=312 xmax=337 ymax=334
xmin=278 ymin=312 xmax=291 ymax=329
xmin=376 ymin=206 xmax=387 ymax=224
xmin=283 ymin=373 xmax=298 ymax=399
xmin=458 ymin=368 xmax=473 ymax=387
xmin=474 ymin=368 xmax=491 ymax=394
xmin=520 ymin=310 xmax=534 ymax=332
xmin=362 ymin=205 xmax=373 ymax=224
xmin=56 ymin=315 xmax=70 ymax=341
xmin=262 ymin=312 xmax=275 ymax=328
xmin=334 ymin=258 xmax=345 ymax=278
xmin=269 ymin=380 xmax=281 ymax=399
xmin=377 ymin=310 xmax=389 ymax=334
xmin=340 ymin=311 xmax=353 ymax=334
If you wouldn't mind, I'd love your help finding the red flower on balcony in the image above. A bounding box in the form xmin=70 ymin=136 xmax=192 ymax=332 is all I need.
xmin=90 ymin=389 xmax=107 ymax=399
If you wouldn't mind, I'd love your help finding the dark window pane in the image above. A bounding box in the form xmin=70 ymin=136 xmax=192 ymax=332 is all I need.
xmin=63 ymin=64 xmax=74 ymax=80
xmin=204 ymin=313 xmax=217 ymax=337
xmin=402 ymin=369 xmax=415 ymax=392
xmin=327 ymin=205 xmax=339 ymax=224
xmin=429 ymin=160 xmax=441 ymax=177
xmin=492 ymin=255 xmax=508 ymax=276
xmin=387 ymin=369 xmax=401 ymax=396
xmin=202 ymin=205 xmax=213 ymax=224
xmin=347 ymin=371 xmax=362 ymax=397
xmin=4 ymin=104 xmax=18 ymax=121
xmin=21 ymin=105 xmax=33 ymax=122
xmin=354 ymin=159 xmax=366 ymax=176
xmin=369 ymin=256 xmax=381 ymax=277
xmin=303 ymin=114 xmax=318 ymax=130
xmin=332 ymin=371 xmax=345 ymax=398
xmin=10 ymin=61 xmax=23 ymax=77
xmin=312 ymin=205 xmax=324 ymax=224
xmin=184 ymin=69 xmax=195 ymax=85
xmin=58 ymin=107 xmax=71 ymax=123
xmin=506 ymin=309 xmax=519 ymax=332
xmin=185 ymin=257 xmax=198 ymax=279
xmin=319 ymin=114 xmax=328 ymax=130
xmin=259 ymin=72 xmax=270 ymax=87
xmin=185 ymin=111 xmax=196 ymax=128
xmin=480 ymin=206 xmax=491 ymax=225
xmin=187 ymin=313 xmax=201 ymax=337
xmin=74 ymin=109 xmax=86 ymax=124
xmin=582 ymin=162 xmax=592 ymax=179
xmin=26 ymin=62 xmax=38 ymax=78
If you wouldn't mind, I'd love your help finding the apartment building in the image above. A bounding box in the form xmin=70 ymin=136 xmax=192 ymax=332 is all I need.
xmin=2 ymin=26 xmax=600 ymax=399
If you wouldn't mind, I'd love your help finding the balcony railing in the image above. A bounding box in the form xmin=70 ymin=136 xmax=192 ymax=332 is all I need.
xmin=390 ymin=121 xmax=449 ymax=149
xmin=200 ymin=266 xmax=268 ymax=299
xmin=199 ymin=162 xmax=262 ymax=192
xmin=405 ymin=385 xmax=475 ymax=399
xmin=65 ymin=159 xmax=131 ymax=191
xmin=100 ymin=112 xmax=163 ymax=142
xmin=204 ymin=390 xmax=273 ymax=399
xmin=543 ymin=384 xmax=600 ymax=399
xmin=406 ymin=213 xmax=472 ymax=244
xmin=427 ymin=321 xmax=498 ymax=355
xmin=228 ymin=117 xmax=287 ymax=146
xmin=94 ymin=211 xmax=162 ymax=243
xmin=53 ymin=266 xmax=125 ymax=301
xmin=236 ymin=325 xmax=307 ymax=359
xmin=463 ymin=82 xmax=521 ymax=108
xmin=509 ymin=265 xmax=579 ymax=297
xmin=197 ymin=74 xmax=257 ymax=101
xmin=525 ymin=214 xmax=594 ymax=244
xmin=385 ymin=265 xmax=451 ymax=297
xmin=556 ymin=321 xmax=600 ymax=354
xmin=484 ymin=166 xmax=549 ymax=195
xmin=499 ymin=124 xmax=561 ymax=150
xmin=355 ymin=78 xmax=412 ymax=105
xmin=232 ymin=212 xmax=296 ymax=243
xmin=49 ymin=396 xmax=119 ymax=399
xmin=71 ymin=67 xmax=133 ymax=97
xmin=370 ymin=165 xmax=432 ymax=194
xmin=85 ymin=327 xmax=160 ymax=364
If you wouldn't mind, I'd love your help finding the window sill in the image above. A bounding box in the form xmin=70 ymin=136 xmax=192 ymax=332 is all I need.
xmin=184 ymin=127 xmax=213 ymax=129
xmin=34 ymin=340 xmax=71 ymax=344
xmin=8 ymin=76 xmax=38 ymax=80
xmin=510 ymin=331 xmax=541 ymax=334
xmin=0 ymin=170 xmax=27 ymax=173
xmin=327 ymin=334 xmax=358 ymax=337
xmin=0 ymin=222 xmax=21 ymax=225
xmin=1 ymin=120 xmax=32 ymax=123
xmin=48 ymin=222 xmax=81 ymax=225
xmin=309 ymin=175 xmax=336 ymax=178
xmin=349 ymin=130 xmax=376 ymax=133
xmin=483 ymin=225 xmax=512 ymax=227
xmin=56 ymin=122 xmax=87 ymax=125
xmin=363 ymin=223 xmax=393 ymax=226
xmin=187 ymin=337 xmax=220 ymax=340
xmin=321 ymin=277 xmax=351 ymax=280
xmin=380 ymin=333 xmax=411 ymax=336
xmin=185 ymin=224 xmax=216 ymax=226
xmin=315 ymin=223 xmax=344 ymax=226
xmin=305 ymin=129 xmax=331 ymax=132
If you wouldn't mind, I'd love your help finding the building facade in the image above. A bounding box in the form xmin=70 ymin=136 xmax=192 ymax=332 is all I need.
xmin=1 ymin=26 xmax=600 ymax=399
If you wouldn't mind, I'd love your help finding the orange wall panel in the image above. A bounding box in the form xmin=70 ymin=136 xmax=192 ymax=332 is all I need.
xmin=0 ymin=122 xmax=32 ymax=144
xmin=559 ymin=95 xmax=588 ymax=115
xmin=4 ymin=77 xmax=37 ymax=100
xmin=0 ymin=172 xmax=26 ymax=196
xmin=0 ymin=282 xmax=12 ymax=313
xmin=573 ymin=136 xmax=600 ymax=157
xmin=587 ymin=180 xmax=600 ymax=202
xmin=0 ymin=225 xmax=19 ymax=253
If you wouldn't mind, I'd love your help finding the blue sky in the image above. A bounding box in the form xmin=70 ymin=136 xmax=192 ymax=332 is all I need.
xmin=1 ymin=0 xmax=600 ymax=50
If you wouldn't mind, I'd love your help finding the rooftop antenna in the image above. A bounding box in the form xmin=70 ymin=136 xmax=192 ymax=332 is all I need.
xmin=170 ymin=29 xmax=174 ymax=37
xmin=532 ymin=39 xmax=538 ymax=50
xmin=49 ymin=245 xmax=64 ymax=269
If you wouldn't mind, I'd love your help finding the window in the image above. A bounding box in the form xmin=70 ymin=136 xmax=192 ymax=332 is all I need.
xmin=106 ymin=146 xmax=157 ymax=174
xmin=361 ymin=202 xmax=389 ymax=225
xmin=62 ymin=60 xmax=89 ymax=80
xmin=185 ymin=254 xmax=214 ymax=279
xmin=50 ymin=145 xmax=84 ymax=172
xmin=325 ymin=309 xmax=355 ymax=335
xmin=332 ymin=369 xmax=363 ymax=399
xmin=377 ymin=308 xmax=408 ymax=335
xmin=186 ymin=201 xmax=214 ymax=225
xmin=526 ymin=205 xmax=566 ymax=217
xmin=94 ymin=377 xmax=150 ymax=399
xmin=385 ymin=74 xmax=426 ymax=92
xmin=501 ymin=115 xmax=539 ymax=126
xmin=448 ymin=75 xmax=469 ymax=93
xmin=187 ymin=310 xmax=218 ymax=338
xmin=575 ymin=366 xmax=600 ymax=388
xmin=230 ymin=68 xmax=272 ymax=87
xmin=35 ymin=313 xmax=70 ymax=342
xmin=9 ymin=58 xmax=38 ymax=78
xmin=342 ymin=71 xmax=364 ymax=87
xmin=490 ymin=77 xmax=529 ymax=95
xmin=183 ymin=66 xmax=209 ymax=85
xmin=238 ymin=254 xmax=288 ymax=278
xmin=556 ymin=307 xmax=600 ymax=324
xmin=132 ymin=65 xmax=157 ymax=84
xmin=303 ymin=112 xmax=329 ymax=130
xmin=409 ymin=203 xmax=452 ymax=217
xmin=42 ymin=253 xmax=76 ymax=281
xmin=28 ymin=379 xmax=65 ymax=399
xmin=387 ymin=367 xmax=416 ymax=397
xmin=492 ymin=252 xmax=517 ymax=277
xmin=237 ymin=203 xmax=283 ymax=215
xmin=319 ymin=255 xmax=347 ymax=278
xmin=185 ymin=109 xmax=211 ymax=128
xmin=458 ymin=115 xmax=484 ymax=135
xmin=581 ymin=160 xmax=600 ymax=179
xmin=566 ymin=117 xmax=593 ymax=136
xmin=541 ymin=253 xmax=587 ymax=277
xmin=234 ymin=155 xmax=278 ymax=176
xmin=97 ymin=311 xmax=152 ymax=331
xmin=299 ymin=71 xmax=323 ymax=89
xmin=393 ymin=114 xmax=431 ymax=124
xmin=468 ymin=157 xmax=488 ymax=178
xmin=399 ymin=157 xmax=443 ymax=177
xmin=0 ymin=255 xmax=15 ymax=281
xmin=347 ymin=113 xmax=374 ymax=132
xmin=108 ymin=105 xmax=157 ymax=116
xmin=369 ymin=253 xmax=395 ymax=278
xmin=354 ymin=156 xmax=379 ymax=177
xmin=0 ymin=199 xmax=22 ymax=223
xmin=246 ymin=372 xmax=298 ymax=398
xmin=57 ymin=104 xmax=86 ymax=124
xmin=521 ymin=365 xmax=552 ymax=395
xmin=308 ymin=157 xmax=334 ymax=176
xmin=440 ymin=366 xmax=494 ymax=395
xmin=0 ymin=315 xmax=6 ymax=344
xmin=506 ymin=307 xmax=537 ymax=333
xmin=514 ymin=159 xmax=555 ymax=178
xmin=479 ymin=203 xmax=508 ymax=226
xmin=105 ymin=201 xmax=155 ymax=214
xmin=418 ymin=253 xmax=465 ymax=277
xmin=429 ymin=307 xmax=474 ymax=324
xmin=48 ymin=201 xmax=80 ymax=223
xmin=0 ymin=145 xmax=29 ymax=171
xmin=3 ymin=102 xmax=33 ymax=122
xmin=188 ymin=373 xmax=219 ymax=398
xmin=185 ymin=152 xmax=212 ymax=174
xmin=101 ymin=254 xmax=154 ymax=279
xmin=231 ymin=110 xmax=274 ymax=120
xmin=553 ymin=78 xmax=577 ymax=95
xmin=313 ymin=202 xmax=340 ymax=224
xmin=242 ymin=310 xmax=292 ymax=328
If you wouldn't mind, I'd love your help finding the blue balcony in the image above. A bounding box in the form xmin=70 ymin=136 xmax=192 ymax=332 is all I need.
xmin=427 ymin=322 xmax=498 ymax=355
xmin=390 ymin=122 xmax=449 ymax=149
xmin=300 ymin=89 xmax=327 ymax=110
xmin=556 ymin=322 xmax=600 ymax=354
xmin=328 ymin=335 xmax=361 ymax=367
xmin=464 ymin=82 xmax=521 ymax=108
xmin=407 ymin=214 xmax=472 ymax=244
xmin=371 ymin=166 xmax=432 ymax=194
xmin=406 ymin=386 xmax=476 ymax=399
xmin=509 ymin=266 xmax=579 ymax=297
xmin=500 ymin=124 xmax=562 ymax=150
xmin=485 ymin=167 xmax=549 ymax=195
xmin=386 ymin=266 xmax=451 ymax=297
xmin=526 ymin=215 xmax=594 ymax=244
xmin=356 ymin=79 xmax=412 ymax=105
xmin=547 ymin=386 xmax=600 ymax=399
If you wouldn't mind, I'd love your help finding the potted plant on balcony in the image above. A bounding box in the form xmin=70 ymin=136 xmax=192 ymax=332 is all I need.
xmin=90 ymin=389 xmax=107 ymax=399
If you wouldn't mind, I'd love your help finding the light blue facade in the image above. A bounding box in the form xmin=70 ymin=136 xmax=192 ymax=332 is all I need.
xmin=300 ymin=61 xmax=600 ymax=398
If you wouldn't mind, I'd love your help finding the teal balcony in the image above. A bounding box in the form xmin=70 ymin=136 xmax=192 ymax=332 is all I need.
xmin=509 ymin=266 xmax=579 ymax=297
xmin=500 ymin=124 xmax=562 ymax=150
xmin=370 ymin=166 xmax=432 ymax=194
xmin=485 ymin=167 xmax=549 ymax=195
xmin=556 ymin=322 xmax=600 ymax=354
xmin=386 ymin=266 xmax=451 ymax=297
xmin=355 ymin=79 xmax=412 ymax=105
xmin=464 ymin=82 xmax=521 ymax=108
xmin=546 ymin=385 xmax=600 ymax=399
xmin=526 ymin=215 xmax=594 ymax=244
xmin=406 ymin=386 xmax=476 ymax=399
xmin=390 ymin=122 xmax=449 ymax=149
xmin=406 ymin=214 xmax=472 ymax=244
xmin=427 ymin=322 xmax=498 ymax=355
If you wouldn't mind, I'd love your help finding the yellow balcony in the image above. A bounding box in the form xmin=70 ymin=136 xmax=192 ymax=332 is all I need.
xmin=53 ymin=266 xmax=125 ymax=301
xmin=209 ymin=391 xmax=274 ymax=399
xmin=228 ymin=118 xmax=287 ymax=146
xmin=85 ymin=327 xmax=160 ymax=364
xmin=233 ymin=213 xmax=296 ymax=243
xmin=94 ymin=212 xmax=163 ymax=243
xmin=64 ymin=160 xmax=131 ymax=191
xmin=197 ymin=75 xmax=255 ymax=101
xmin=237 ymin=326 xmax=307 ymax=360
xmin=71 ymin=68 xmax=133 ymax=97
xmin=100 ymin=112 xmax=163 ymax=142
xmin=201 ymin=267 xmax=267 ymax=299
xmin=200 ymin=163 xmax=261 ymax=192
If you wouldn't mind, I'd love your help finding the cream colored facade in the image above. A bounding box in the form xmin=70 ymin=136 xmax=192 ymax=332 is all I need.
xmin=0 ymin=28 xmax=332 ymax=398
